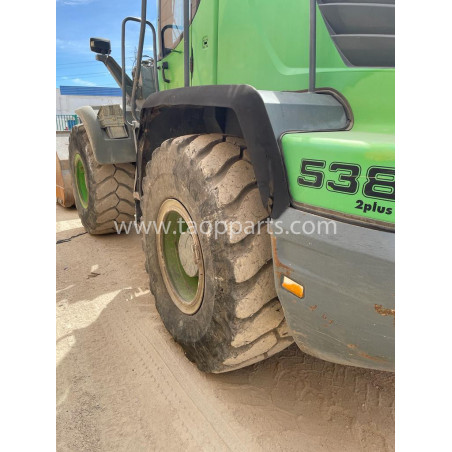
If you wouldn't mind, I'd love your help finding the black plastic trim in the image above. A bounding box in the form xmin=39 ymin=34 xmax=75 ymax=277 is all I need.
xmin=138 ymin=85 xmax=290 ymax=218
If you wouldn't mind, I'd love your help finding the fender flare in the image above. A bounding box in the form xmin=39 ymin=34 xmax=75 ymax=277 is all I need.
xmin=137 ymin=85 xmax=350 ymax=218
xmin=75 ymin=106 xmax=136 ymax=165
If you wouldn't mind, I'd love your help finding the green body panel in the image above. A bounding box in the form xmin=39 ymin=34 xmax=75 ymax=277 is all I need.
xmin=157 ymin=0 xmax=394 ymax=223
xmin=158 ymin=43 xmax=185 ymax=90
xmin=282 ymin=132 xmax=395 ymax=224
xmin=217 ymin=0 xmax=310 ymax=88
xmin=191 ymin=0 xmax=218 ymax=86
xmin=159 ymin=0 xmax=219 ymax=89
xmin=159 ymin=0 xmax=395 ymax=131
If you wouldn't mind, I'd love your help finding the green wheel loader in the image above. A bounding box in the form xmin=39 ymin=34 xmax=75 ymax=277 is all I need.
xmin=67 ymin=0 xmax=395 ymax=373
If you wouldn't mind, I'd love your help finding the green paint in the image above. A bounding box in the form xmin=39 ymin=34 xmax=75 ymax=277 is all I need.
xmin=158 ymin=0 xmax=219 ymax=89
xmin=282 ymin=132 xmax=395 ymax=224
xmin=157 ymin=0 xmax=394 ymax=222
xmin=158 ymin=45 xmax=185 ymax=89
xmin=191 ymin=0 xmax=218 ymax=86
xmin=74 ymin=154 xmax=88 ymax=209
xmin=160 ymin=0 xmax=394 ymax=132
xmin=161 ymin=211 xmax=199 ymax=302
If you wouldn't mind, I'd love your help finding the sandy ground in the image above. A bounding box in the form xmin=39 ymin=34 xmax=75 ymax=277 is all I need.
xmin=56 ymin=204 xmax=395 ymax=452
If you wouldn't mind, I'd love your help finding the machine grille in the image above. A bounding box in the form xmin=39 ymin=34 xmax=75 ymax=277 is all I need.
xmin=317 ymin=0 xmax=395 ymax=67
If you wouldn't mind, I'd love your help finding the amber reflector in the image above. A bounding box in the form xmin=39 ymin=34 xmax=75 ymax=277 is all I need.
xmin=282 ymin=276 xmax=304 ymax=298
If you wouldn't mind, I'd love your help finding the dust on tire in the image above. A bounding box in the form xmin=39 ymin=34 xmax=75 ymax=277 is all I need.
xmin=141 ymin=134 xmax=293 ymax=373
xmin=68 ymin=124 xmax=136 ymax=235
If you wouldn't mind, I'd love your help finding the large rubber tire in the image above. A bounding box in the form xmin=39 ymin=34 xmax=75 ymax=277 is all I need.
xmin=142 ymin=134 xmax=293 ymax=373
xmin=68 ymin=124 xmax=135 ymax=235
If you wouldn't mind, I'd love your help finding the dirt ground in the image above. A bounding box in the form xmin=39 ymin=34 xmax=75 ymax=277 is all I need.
xmin=56 ymin=204 xmax=395 ymax=452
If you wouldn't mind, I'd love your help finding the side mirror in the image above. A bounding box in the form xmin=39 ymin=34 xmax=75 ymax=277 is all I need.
xmin=90 ymin=37 xmax=111 ymax=55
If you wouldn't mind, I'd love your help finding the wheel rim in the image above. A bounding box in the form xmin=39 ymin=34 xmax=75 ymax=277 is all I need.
xmin=156 ymin=199 xmax=205 ymax=315
xmin=74 ymin=154 xmax=89 ymax=208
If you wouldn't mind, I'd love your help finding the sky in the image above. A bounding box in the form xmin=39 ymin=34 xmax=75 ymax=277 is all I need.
xmin=56 ymin=0 xmax=158 ymax=88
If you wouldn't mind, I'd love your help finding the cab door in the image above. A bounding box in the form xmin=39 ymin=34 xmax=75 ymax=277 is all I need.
xmin=158 ymin=0 xmax=186 ymax=90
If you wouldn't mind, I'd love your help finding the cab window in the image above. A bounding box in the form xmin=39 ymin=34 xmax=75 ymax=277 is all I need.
xmin=160 ymin=0 xmax=184 ymax=57
xmin=160 ymin=0 xmax=201 ymax=57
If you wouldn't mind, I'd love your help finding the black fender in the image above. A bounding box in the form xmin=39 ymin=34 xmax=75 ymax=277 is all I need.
xmin=137 ymin=85 xmax=350 ymax=218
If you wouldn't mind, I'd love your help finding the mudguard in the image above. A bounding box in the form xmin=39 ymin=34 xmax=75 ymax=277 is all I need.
xmin=75 ymin=105 xmax=136 ymax=165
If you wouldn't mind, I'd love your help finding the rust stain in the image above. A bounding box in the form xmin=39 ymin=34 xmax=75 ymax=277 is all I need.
xmin=320 ymin=312 xmax=334 ymax=326
xmin=309 ymin=305 xmax=317 ymax=311
xmin=270 ymin=235 xmax=293 ymax=277
xmin=347 ymin=344 xmax=388 ymax=363
xmin=374 ymin=304 xmax=395 ymax=317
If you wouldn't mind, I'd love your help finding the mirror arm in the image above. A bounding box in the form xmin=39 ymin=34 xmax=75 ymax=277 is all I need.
xmin=95 ymin=54 xmax=133 ymax=98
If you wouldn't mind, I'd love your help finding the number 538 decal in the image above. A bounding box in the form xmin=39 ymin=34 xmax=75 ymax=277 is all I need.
xmin=297 ymin=159 xmax=395 ymax=202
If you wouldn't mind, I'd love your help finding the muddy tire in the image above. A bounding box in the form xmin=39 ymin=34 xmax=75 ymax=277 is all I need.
xmin=142 ymin=134 xmax=293 ymax=373
xmin=68 ymin=124 xmax=135 ymax=235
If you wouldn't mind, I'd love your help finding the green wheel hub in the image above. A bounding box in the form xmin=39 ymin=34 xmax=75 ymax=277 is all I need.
xmin=74 ymin=153 xmax=89 ymax=208
xmin=156 ymin=199 xmax=205 ymax=315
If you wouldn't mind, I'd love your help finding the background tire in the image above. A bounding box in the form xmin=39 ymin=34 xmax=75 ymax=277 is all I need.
xmin=69 ymin=124 xmax=135 ymax=234
xmin=142 ymin=134 xmax=293 ymax=373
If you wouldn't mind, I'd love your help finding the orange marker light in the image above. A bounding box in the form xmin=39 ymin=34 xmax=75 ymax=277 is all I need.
xmin=282 ymin=276 xmax=304 ymax=298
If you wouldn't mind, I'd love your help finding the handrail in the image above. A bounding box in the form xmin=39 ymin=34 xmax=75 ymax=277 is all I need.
xmin=184 ymin=0 xmax=190 ymax=87
xmin=121 ymin=12 xmax=158 ymax=126
xmin=309 ymin=0 xmax=317 ymax=93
